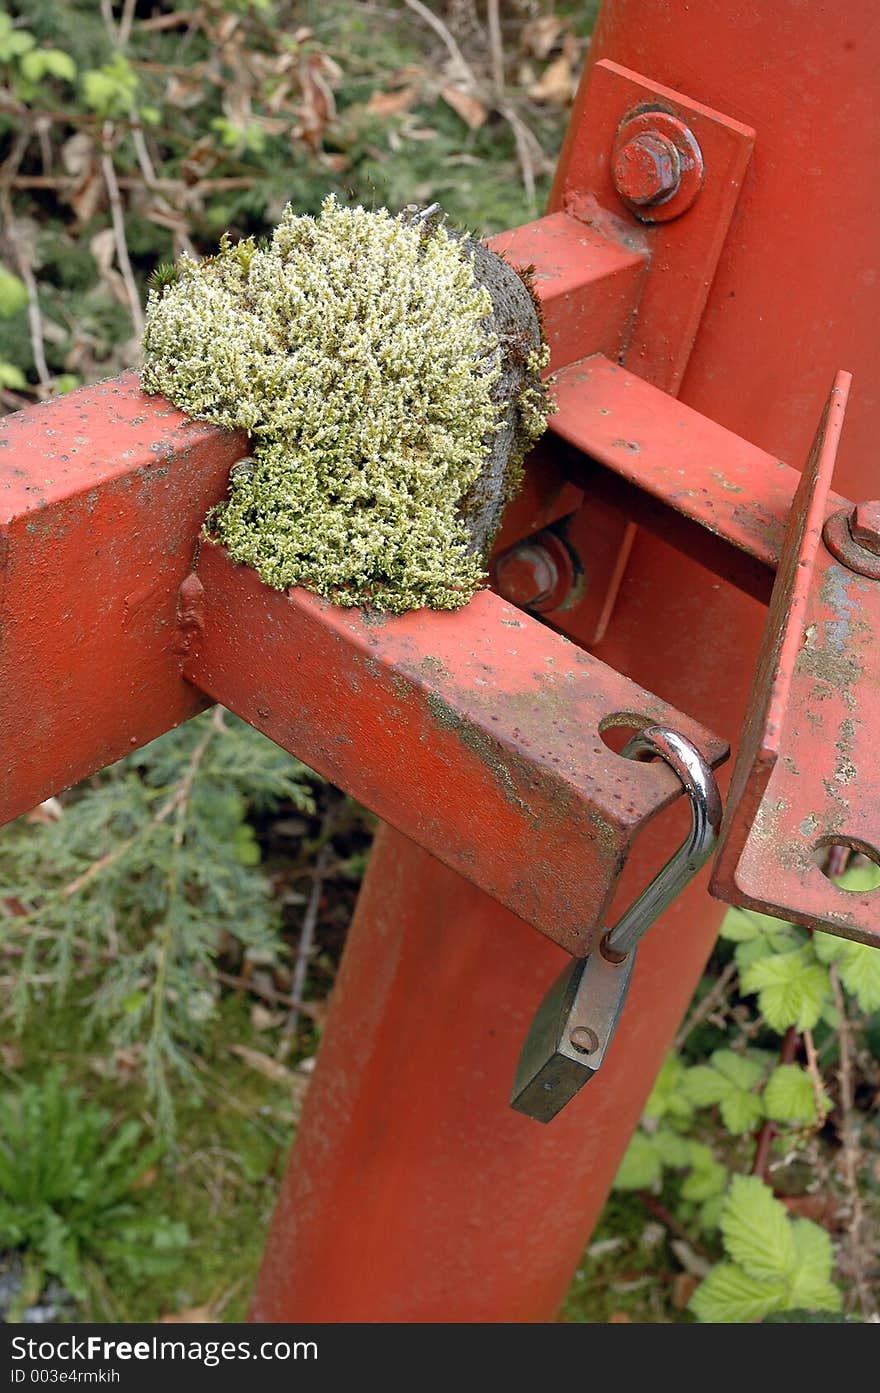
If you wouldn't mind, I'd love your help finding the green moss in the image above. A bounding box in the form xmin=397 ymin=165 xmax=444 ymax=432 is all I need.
xmin=142 ymin=196 xmax=551 ymax=613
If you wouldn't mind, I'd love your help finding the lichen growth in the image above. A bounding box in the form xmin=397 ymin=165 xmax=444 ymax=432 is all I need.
xmin=142 ymin=196 xmax=551 ymax=613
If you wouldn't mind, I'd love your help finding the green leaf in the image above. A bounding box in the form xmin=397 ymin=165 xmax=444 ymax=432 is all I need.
xmin=642 ymin=1054 xmax=693 ymax=1122
xmin=689 ymin=1261 xmax=786 ymax=1323
xmin=81 ymin=55 xmax=138 ymax=118
xmin=837 ymin=941 xmax=880 ymax=1012
xmin=698 ymin=1193 xmax=725 ymax=1233
xmin=0 ymin=266 xmax=28 ymax=318
xmin=711 ymin=1049 xmax=765 ymax=1091
xmin=613 ymin=1131 xmax=662 ymax=1191
xmin=681 ymin=1052 xmax=766 ymax=1134
xmin=681 ymin=1064 xmax=727 ymax=1106
xmin=681 ymin=1143 xmax=726 ymax=1202
xmin=763 ymin=1064 xmax=828 ymax=1125
xmin=720 ymin=907 xmax=780 ymax=943
xmin=718 ymin=1087 xmax=764 ymax=1136
xmin=740 ymin=948 xmax=831 ymax=1031
xmin=20 ymin=48 xmax=76 ymax=84
xmin=787 ymin=1220 xmax=843 ymax=1312
xmin=721 ymin=1175 xmax=796 ymax=1282
xmin=653 ymin=1128 xmax=692 ymax=1168
xmin=0 ymin=360 xmax=26 ymax=389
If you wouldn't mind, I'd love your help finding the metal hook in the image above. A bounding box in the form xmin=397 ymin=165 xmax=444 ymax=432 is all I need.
xmin=510 ymin=725 xmax=722 ymax=1123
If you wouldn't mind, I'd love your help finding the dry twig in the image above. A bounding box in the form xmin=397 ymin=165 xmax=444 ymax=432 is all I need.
xmin=673 ymin=959 xmax=738 ymax=1051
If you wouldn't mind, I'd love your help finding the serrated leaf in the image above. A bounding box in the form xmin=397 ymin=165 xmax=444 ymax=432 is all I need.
xmin=836 ymin=940 xmax=880 ymax=1013
xmin=643 ymin=1054 xmax=693 ymax=1122
xmin=681 ymin=1065 xmax=728 ymax=1106
xmin=681 ymin=1146 xmax=727 ymax=1202
xmin=689 ymin=1261 xmax=786 ymax=1323
xmin=653 ymin=1128 xmax=692 ymax=1168
xmin=763 ymin=1064 xmax=828 ymax=1125
xmin=740 ymin=949 xmax=830 ymax=1031
xmin=719 ymin=907 xmax=763 ymax=942
xmin=787 ymin=1219 xmax=842 ymax=1312
xmin=698 ymin=1193 xmax=725 ymax=1233
xmin=721 ymin=1176 xmax=796 ymax=1282
xmin=812 ymin=931 xmax=846 ymax=965
xmin=613 ymin=1131 xmax=662 ymax=1191
xmin=711 ymin=1049 xmax=765 ymax=1092
xmin=719 ymin=1087 xmax=764 ymax=1136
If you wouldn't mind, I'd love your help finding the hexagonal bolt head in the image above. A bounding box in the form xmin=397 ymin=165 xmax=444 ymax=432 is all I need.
xmin=850 ymin=500 xmax=880 ymax=556
xmin=612 ymin=132 xmax=681 ymax=206
xmin=494 ymin=543 xmax=560 ymax=609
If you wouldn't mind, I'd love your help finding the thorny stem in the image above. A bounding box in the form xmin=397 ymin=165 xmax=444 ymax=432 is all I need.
xmin=802 ymin=1028 xmax=828 ymax=1126
xmin=751 ymin=1026 xmax=799 ymax=1182
xmin=829 ymin=965 xmax=877 ymax=1321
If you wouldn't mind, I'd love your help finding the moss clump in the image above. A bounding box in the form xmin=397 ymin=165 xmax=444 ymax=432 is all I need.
xmin=142 ymin=196 xmax=551 ymax=613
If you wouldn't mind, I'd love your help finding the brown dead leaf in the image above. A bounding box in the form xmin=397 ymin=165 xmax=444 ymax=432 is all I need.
xmin=0 ymin=1043 xmax=24 ymax=1069
xmin=672 ymin=1273 xmax=700 ymax=1310
xmin=520 ymin=14 xmax=569 ymax=61
xmin=528 ymin=53 xmax=575 ymax=106
xmin=251 ymin=1003 xmax=283 ymax=1032
xmin=441 ymin=84 xmax=488 ymax=131
xmin=366 ymin=86 xmax=419 ymax=118
xmin=607 ymin=1312 xmax=632 ymax=1323
xmin=131 ymin=1164 xmax=159 ymax=1191
xmin=229 ymin=1043 xmax=295 ymax=1084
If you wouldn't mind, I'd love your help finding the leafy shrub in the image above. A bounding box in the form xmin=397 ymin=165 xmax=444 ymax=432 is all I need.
xmin=0 ymin=1071 xmax=187 ymax=1303
xmin=0 ymin=709 xmax=319 ymax=1129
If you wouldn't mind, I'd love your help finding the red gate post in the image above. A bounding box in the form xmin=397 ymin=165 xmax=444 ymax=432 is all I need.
xmin=251 ymin=0 xmax=880 ymax=1321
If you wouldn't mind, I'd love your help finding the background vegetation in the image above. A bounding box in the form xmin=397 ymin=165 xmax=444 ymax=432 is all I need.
xmin=0 ymin=0 xmax=877 ymax=1324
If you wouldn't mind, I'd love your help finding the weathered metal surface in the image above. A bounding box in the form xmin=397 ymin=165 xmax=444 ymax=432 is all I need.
xmin=710 ymin=373 xmax=880 ymax=946
xmin=182 ymin=540 xmax=727 ymax=957
xmin=548 ymin=354 xmax=846 ymax=602
xmin=487 ymin=209 xmax=646 ymax=372
xmin=552 ymin=60 xmax=755 ymax=394
xmin=611 ymin=111 xmax=704 ymax=222
xmin=0 ymin=374 xmax=243 ymax=825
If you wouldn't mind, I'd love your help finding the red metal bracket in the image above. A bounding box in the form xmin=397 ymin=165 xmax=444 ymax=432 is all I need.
xmin=711 ymin=373 xmax=880 ymax=947
xmin=552 ymin=60 xmax=755 ymax=393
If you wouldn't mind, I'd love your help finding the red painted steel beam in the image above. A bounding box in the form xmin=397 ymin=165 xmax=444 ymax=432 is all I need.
xmin=0 ymin=374 xmax=244 ymax=824
xmin=548 ymin=354 xmax=848 ymax=602
xmin=181 ymin=541 xmax=726 ymax=957
xmin=488 ymin=210 xmax=647 ymax=371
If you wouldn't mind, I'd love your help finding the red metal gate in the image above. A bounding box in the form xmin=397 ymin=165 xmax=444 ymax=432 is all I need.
xmin=2 ymin=0 xmax=879 ymax=1322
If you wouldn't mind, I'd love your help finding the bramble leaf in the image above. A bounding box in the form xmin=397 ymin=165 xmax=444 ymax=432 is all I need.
xmin=612 ymin=1131 xmax=662 ymax=1191
xmin=689 ymin=1261 xmax=786 ymax=1323
xmin=721 ymin=1176 xmax=796 ymax=1282
xmin=763 ymin=1064 xmax=829 ymax=1125
xmin=788 ymin=1219 xmax=842 ymax=1313
xmin=740 ymin=949 xmax=830 ymax=1031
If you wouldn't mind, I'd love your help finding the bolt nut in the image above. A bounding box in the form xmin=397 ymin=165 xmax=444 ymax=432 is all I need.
xmin=850 ymin=500 xmax=880 ymax=557
xmin=612 ymin=133 xmax=680 ymax=207
xmin=494 ymin=544 xmax=559 ymax=609
xmin=492 ymin=532 xmax=576 ymax=613
xmin=569 ymin=1026 xmax=599 ymax=1055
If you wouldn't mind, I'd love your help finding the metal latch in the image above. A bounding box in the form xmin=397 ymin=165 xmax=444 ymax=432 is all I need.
xmin=511 ymin=726 xmax=722 ymax=1123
